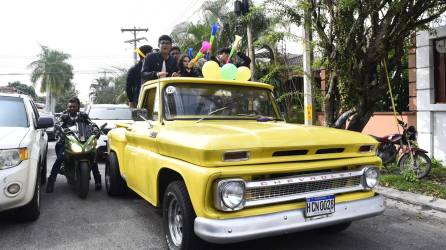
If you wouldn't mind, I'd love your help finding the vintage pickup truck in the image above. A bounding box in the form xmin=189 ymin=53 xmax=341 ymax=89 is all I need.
xmin=105 ymin=77 xmax=384 ymax=250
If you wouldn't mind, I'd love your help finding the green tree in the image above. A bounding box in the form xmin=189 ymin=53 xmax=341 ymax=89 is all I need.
xmin=7 ymin=81 xmax=37 ymax=99
xmin=28 ymin=45 xmax=73 ymax=113
xmin=90 ymin=68 xmax=128 ymax=104
xmin=269 ymin=0 xmax=446 ymax=131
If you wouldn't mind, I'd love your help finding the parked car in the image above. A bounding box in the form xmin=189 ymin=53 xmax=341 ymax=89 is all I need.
xmin=105 ymin=77 xmax=385 ymax=249
xmin=0 ymin=93 xmax=53 ymax=221
xmin=84 ymin=104 xmax=133 ymax=159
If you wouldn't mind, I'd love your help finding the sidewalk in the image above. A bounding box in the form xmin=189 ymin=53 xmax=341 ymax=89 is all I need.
xmin=376 ymin=186 xmax=446 ymax=213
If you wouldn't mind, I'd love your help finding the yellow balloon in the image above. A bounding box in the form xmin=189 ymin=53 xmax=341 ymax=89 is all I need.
xmin=235 ymin=66 xmax=252 ymax=81
xmin=202 ymin=61 xmax=221 ymax=79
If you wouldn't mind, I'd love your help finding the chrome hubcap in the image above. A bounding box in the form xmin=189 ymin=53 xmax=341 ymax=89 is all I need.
xmin=167 ymin=193 xmax=183 ymax=246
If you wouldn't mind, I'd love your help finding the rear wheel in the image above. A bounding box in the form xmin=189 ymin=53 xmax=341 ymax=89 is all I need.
xmin=399 ymin=152 xmax=432 ymax=179
xmin=14 ymin=170 xmax=41 ymax=221
xmin=163 ymin=181 xmax=206 ymax=250
xmin=105 ymin=152 xmax=127 ymax=196
xmin=77 ymin=162 xmax=90 ymax=199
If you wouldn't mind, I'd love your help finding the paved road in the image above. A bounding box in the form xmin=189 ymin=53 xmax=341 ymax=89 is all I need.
xmin=1 ymin=142 xmax=446 ymax=250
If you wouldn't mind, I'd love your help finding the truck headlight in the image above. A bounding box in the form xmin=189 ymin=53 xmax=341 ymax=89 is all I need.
xmin=0 ymin=148 xmax=28 ymax=170
xmin=362 ymin=166 xmax=380 ymax=189
xmin=215 ymin=179 xmax=245 ymax=211
xmin=70 ymin=143 xmax=83 ymax=153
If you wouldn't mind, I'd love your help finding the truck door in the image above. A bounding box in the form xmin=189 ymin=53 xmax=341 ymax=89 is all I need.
xmin=124 ymin=86 xmax=159 ymax=197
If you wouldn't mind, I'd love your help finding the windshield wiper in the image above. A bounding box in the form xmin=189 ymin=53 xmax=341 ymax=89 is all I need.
xmin=196 ymin=106 xmax=229 ymax=123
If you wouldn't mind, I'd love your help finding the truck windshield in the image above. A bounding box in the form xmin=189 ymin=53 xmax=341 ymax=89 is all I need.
xmin=0 ymin=96 xmax=28 ymax=127
xmin=163 ymin=83 xmax=281 ymax=120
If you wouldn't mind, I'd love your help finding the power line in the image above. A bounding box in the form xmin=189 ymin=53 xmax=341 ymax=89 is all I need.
xmin=121 ymin=27 xmax=148 ymax=64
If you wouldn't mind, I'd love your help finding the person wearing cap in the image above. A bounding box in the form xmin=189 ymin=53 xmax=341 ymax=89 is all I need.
xmin=126 ymin=45 xmax=152 ymax=108
xmin=141 ymin=35 xmax=178 ymax=82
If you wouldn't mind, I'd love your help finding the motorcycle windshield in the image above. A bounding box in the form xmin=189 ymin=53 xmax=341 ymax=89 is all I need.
xmin=76 ymin=121 xmax=93 ymax=142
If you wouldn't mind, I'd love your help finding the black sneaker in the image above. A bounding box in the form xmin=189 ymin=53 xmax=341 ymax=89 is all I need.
xmin=45 ymin=181 xmax=55 ymax=193
xmin=95 ymin=182 xmax=102 ymax=191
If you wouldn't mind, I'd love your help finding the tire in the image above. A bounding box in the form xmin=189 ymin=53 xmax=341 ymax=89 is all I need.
xmin=163 ymin=181 xmax=207 ymax=250
xmin=105 ymin=152 xmax=127 ymax=196
xmin=399 ymin=152 xmax=432 ymax=179
xmin=77 ymin=161 xmax=91 ymax=199
xmin=319 ymin=222 xmax=352 ymax=233
xmin=14 ymin=170 xmax=41 ymax=222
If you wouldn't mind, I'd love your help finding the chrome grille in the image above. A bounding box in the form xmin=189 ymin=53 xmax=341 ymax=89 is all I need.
xmin=242 ymin=168 xmax=367 ymax=207
xmin=246 ymin=176 xmax=361 ymax=201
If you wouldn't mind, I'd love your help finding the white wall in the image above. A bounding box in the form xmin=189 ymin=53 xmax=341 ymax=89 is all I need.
xmin=417 ymin=27 xmax=446 ymax=162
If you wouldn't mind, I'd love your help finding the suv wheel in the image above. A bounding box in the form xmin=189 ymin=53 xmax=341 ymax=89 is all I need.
xmin=14 ymin=171 xmax=41 ymax=221
xmin=163 ymin=181 xmax=206 ymax=250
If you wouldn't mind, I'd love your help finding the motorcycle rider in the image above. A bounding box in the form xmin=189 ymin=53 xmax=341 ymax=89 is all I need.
xmin=46 ymin=97 xmax=102 ymax=193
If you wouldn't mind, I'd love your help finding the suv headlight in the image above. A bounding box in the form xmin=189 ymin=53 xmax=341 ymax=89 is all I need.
xmin=215 ymin=179 xmax=245 ymax=211
xmin=0 ymin=148 xmax=28 ymax=170
xmin=362 ymin=166 xmax=380 ymax=189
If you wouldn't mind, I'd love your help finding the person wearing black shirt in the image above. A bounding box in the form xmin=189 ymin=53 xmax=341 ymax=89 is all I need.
xmin=126 ymin=45 xmax=152 ymax=108
xmin=141 ymin=35 xmax=178 ymax=82
xmin=174 ymin=54 xmax=201 ymax=77
xmin=45 ymin=97 xmax=102 ymax=193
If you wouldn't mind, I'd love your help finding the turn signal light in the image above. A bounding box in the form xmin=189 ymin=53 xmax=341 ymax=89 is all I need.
xmin=19 ymin=148 xmax=28 ymax=160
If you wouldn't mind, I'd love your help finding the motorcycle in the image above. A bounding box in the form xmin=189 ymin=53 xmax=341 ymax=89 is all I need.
xmin=55 ymin=121 xmax=106 ymax=198
xmin=371 ymin=119 xmax=431 ymax=179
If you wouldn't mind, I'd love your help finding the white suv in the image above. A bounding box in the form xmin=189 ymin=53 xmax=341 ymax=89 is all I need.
xmin=0 ymin=93 xmax=53 ymax=221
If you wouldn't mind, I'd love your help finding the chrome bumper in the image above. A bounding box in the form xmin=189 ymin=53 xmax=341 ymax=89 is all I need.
xmin=195 ymin=194 xmax=385 ymax=244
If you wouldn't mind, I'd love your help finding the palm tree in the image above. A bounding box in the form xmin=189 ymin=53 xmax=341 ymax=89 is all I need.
xmin=29 ymin=45 xmax=73 ymax=113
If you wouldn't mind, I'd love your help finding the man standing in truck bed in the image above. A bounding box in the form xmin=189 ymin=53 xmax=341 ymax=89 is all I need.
xmin=126 ymin=45 xmax=152 ymax=108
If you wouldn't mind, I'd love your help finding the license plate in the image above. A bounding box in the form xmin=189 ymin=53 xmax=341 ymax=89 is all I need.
xmin=305 ymin=195 xmax=335 ymax=217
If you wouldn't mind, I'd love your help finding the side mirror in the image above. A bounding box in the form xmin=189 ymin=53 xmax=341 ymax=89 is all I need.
xmin=132 ymin=108 xmax=148 ymax=121
xmin=37 ymin=116 xmax=54 ymax=129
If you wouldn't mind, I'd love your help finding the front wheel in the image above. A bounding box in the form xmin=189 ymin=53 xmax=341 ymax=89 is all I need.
xmin=105 ymin=152 xmax=127 ymax=196
xmin=77 ymin=162 xmax=90 ymax=199
xmin=163 ymin=181 xmax=206 ymax=250
xmin=399 ymin=152 xmax=432 ymax=179
xmin=14 ymin=170 xmax=41 ymax=221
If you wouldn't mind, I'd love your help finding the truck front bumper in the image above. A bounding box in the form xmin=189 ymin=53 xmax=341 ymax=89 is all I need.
xmin=194 ymin=194 xmax=385 ymax=244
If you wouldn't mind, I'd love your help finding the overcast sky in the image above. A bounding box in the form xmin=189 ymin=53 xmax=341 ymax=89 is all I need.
xmin=0 ymin=0 xmax=301 ymax=102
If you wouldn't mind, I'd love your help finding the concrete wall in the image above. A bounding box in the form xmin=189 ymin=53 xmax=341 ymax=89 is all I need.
xmin=417 ymin=27 xmax=446 ymax=162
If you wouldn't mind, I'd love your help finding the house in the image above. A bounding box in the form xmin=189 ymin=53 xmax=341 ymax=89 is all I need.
xmin=416 ymin=26 xmax=446 ymax=162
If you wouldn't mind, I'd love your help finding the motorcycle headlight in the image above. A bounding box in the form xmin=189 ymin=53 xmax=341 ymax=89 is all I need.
xmin=70 ymin=143 xmax=83 ymax=153
xmin=215 ymin=179 xmax=245 ymax=211
xmin=0 ymin=148 xmax=28 ymax=170
xmin=362 ymin=166 xmax=380 ymax=189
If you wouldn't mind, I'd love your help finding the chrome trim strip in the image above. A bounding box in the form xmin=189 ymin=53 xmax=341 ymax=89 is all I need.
xmin=245 ymin=168 xmax=366 ymax=189
xmin=195 ymin=195 xmax=385 ymax=244
xmin=245 ymin=185 xmax=363 ymax=207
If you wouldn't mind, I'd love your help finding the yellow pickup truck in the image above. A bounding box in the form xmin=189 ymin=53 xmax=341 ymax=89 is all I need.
xmin=105 ymin=77 xmax=384 ymax=250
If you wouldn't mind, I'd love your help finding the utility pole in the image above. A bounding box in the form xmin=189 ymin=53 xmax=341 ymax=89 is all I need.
xmin=121 ymin=27 xmax=148 ymax=64
xmin=303 ymin=2 xmax=314 ymax=125
xmin=235 ymin=0 xmax=256 ymax=80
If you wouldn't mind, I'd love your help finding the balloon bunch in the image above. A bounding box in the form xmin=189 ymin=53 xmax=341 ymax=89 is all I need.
xmin=202 ymin=61 xmax=251 ymax=81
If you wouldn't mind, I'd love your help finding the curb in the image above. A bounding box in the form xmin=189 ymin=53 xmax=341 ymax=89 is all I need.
xmin=376 ymin=186 xmax=446 ymax=213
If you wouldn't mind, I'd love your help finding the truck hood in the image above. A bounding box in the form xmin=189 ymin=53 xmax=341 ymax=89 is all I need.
xmin=157 ymin=121 xmax=378 ymax=167
xmin=92 ymin=119 xmax=134 ymax=130
xmin=0 ymin=127 xmax=29 ymax=149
